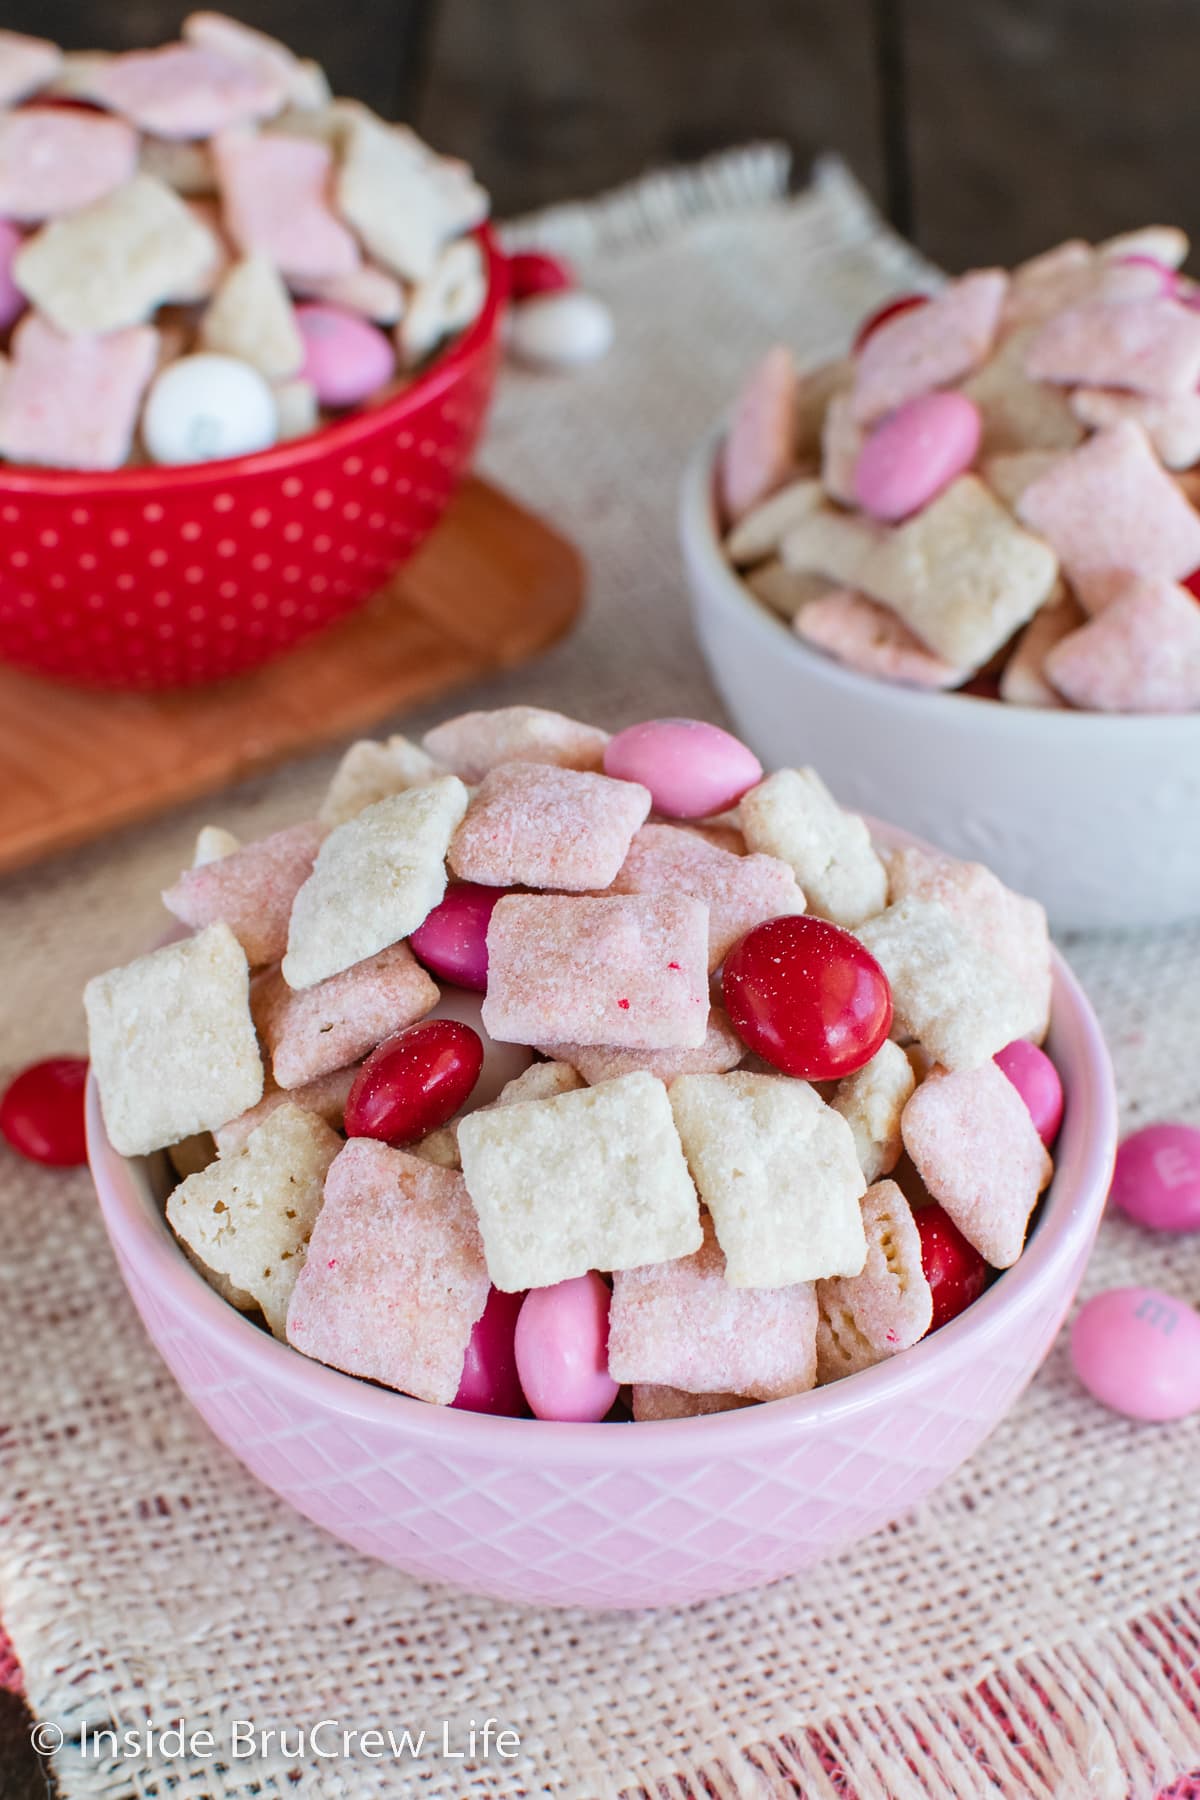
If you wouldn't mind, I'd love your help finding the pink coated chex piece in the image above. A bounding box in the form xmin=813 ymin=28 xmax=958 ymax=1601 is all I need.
xmin=0 ymin=30 xmax=61 ymax=106
xmin=423 ymin=705 xmax=610 ymax=782
xmin=214 ymin=129 xmax=359 ymax=284
xmin=0 ymin=108 xmax=138 ymax=222
xmin=608 ymin=823 xmax=805 ymax=969
xmin=87 ymin=43 xmax=287 ymax=138
xmin=1043 ymin=576 xmax=1200 ymax=713
xmin=795 ymin=589 xmax=964 ymax=690
xmin=1017 ymin=422 xmax=1200 ymax=614
xmin=816 ymin=1180 xmax=933 ymax=1384
xmin=851 ymin=269 xmax=1007 ymax=425
xmin=1069 ymin=386 xmax=1200 ymax=472
xmin=719 ymin=345 xmax=801 ymax=523
xmin=608 ymin=1215 xmax=818 ymax=1401
xmin=253 ymin=941 xmax=439 ymax=1089
xmin=286 ymin=1138 xmax=489 ymax=1404
xmin=448 ymin=763 xmax=651 ymax=892
xmin=538 ymin=1005 xmax=745 ymax=1085
xmin=214 ymin=1061 xmax=359 ymax=1157
xmin=483 ymin=893 xmax=710 ymax=1050
xmin=0 ymin=312 xmax=157 ymax=472
xmin=162 ymin=821 xmax=325 ymax=969
xmin=902 ymin=1062 xmax=1052 ymax=1268
xmin=1024 ymin=296 xmax=1200 ymax=398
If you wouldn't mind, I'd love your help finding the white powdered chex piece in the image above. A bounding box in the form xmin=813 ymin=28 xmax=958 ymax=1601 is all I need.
xmin=816 ymin=1179 xmax=933 ymax=1383
xmin=538 ymin=1007 xmax=744 ymax=1086
xmin=84 ymin=922 xmax=263 ymax=1158
xmin=744 ymin=562 xmax=832 ymax=621
xmin=982 ymin=450 xmax=1066 ymax=511
xmin=831 ymin=1040 xmax=915 ymax=1183
xmin=199 ymin=253 xmax=303 ymax=379
xmin=423 ymin=705 xmax=609 ymax=782
xmin=959 ymin=326 xmax=1083 ymax=457
xmin=780 ymin=508 xmax=882 ymax=588
xmin=740 ymin=766 xmax=887 ymax=929
xmin=725 ymin=478 xmax=824 ymax=567
xmin=398 ymin=237 xmax=487 ymax=366
xmin=608 ymin=1215 xmax=818 ymax=1401
xmin=337 ymin=109 xmax=484 ymax=282
xmin=669 ymin=1071 xmax=867 ymax=1287
xmin=166 ymin=1101 xmax=340 ymax=1336
xmin=282 ymin=777 xmax=468 ymax=990
xmin=193 ymin=824 xmax=240 ymax=866
xmin=820 ymin=390 xmax=863 ymax=507
xmin=1069 ymin=387 xmax=1200 ymax=472
xmin=318 ymin=735 xmax=441 ymax=828
xmin=458 ymin=1071 xmax=702 ymax=1291
xmin=857 ymin=898 xmax=1043 ymax=1069
xmin=214 ymin=1061 xmax=358 ymax=1157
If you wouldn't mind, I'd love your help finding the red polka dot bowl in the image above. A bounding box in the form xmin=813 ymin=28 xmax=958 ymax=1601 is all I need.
xmin=0 ymin=230 xmax=507 ymax=690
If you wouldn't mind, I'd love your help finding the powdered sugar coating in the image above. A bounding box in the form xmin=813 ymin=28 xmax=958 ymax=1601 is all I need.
xmin=286 ymin=1138 xmax=489 ymax=1403
xmin=318 ymin=735 xmax=442 ymax=828
xmin=538 ymin=1006 xmax=744 ymax=1087
xmin=423 ymin=706 xmax=610 ymax=783
xmin=214 ymin=1061 xmax=359 ymax=1157
xmin=795 ymin=589 xmax=964 ymax=691
xmin=254 ymin=941 xmax=438 ymax=1089
xmin=449 ymin=762 xmax=650 ymax=892
xmin=483 ymin=893 xmax=710 ymax=1050
xmin=831 ymin=1040 xmax=915 ymax=1183
xmin=725 ymin=478 xmax=824 ymax=567
xmin=720 ymin=344 xmax=800 ymax=522
xmin=163 ymin=820 xmax=325 ymax=969
xmin=1024 ymin=296 xmax=1200 ymax=398
xmin=816 ymin=1179 xmax=932 ymax=1385
xmin=998 ymin=585 xmax=1084 ymax=707
xmin=1069 ymin=386 xmax=1200 ymax=471
xmin=851 ymin=269 xmax=1007 ymax=425
xmin=1043 ymin=576 xmax=1200 ymax=713
xmin=902 ymin=1062 xmax=1053 ymax=1268
xmin=609 ymin=1215 xmax=818 ymax=1401
xmin=609 ymin=823 xmax=805 ymax=969
xmin=739 ymin=766 xmax=886 ymax=930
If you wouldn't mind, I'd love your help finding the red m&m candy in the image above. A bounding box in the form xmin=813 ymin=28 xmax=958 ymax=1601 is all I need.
xmin=0 ymin=1056 xmax=89 ymax=1166
xmin=914 ymin=1204 xmax=988 ymax=1330
xmin=852 ymin=291 xmax=929 ymax=354
xmin=722 ymin=914 xmax=892 ymax=1081
xmin=344 ymin=1020 xmax=483 ymax=1146
xmin=508 ymin=250 xmax=575 ymax=302
xmin=409 ymin=882 xmax=507 ymax=992
xmin=453 ymin=1286 xmax=527 ymax=1416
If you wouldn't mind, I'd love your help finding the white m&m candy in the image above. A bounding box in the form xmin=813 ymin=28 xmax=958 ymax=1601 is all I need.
xmin=142 ymin=352 xmax=278 ymax=465
xmin=508 ymin=291 xmax=614 ymax=370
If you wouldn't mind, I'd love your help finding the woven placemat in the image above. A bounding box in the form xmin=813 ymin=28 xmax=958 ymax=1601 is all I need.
xmin=2 ymin=152 xmax=1199 ymax=1800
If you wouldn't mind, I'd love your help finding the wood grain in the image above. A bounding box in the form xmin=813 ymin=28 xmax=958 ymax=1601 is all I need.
xmin=0 ymin=477 xmax=584 ymax=875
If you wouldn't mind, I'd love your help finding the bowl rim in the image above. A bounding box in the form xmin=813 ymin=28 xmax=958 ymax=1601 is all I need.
xmin=681 ymin=420 xmax=1200 ymax=736
xmin=87 ymin=922 xmax=1118 ymax=1468
xmin=0 ymin=227 xmax=508 ymax=498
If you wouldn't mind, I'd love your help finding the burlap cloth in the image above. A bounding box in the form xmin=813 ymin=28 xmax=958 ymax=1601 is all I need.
xmin=2 ymin=153 xmax=1199 ymax=1800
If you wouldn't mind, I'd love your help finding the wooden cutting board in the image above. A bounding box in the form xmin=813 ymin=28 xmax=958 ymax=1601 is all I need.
xmin=0 ymin=477 xmax=584 ymax=875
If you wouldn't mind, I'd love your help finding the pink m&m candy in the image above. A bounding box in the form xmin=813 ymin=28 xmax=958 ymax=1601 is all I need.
xmin=1115 ymin=253 xmax=1177 ymax=295
xmin=295 ymin=302 xmax=396 ymax=408
xmin=409 ymin=882 xmax=507 ymax=992
xmin=453 ymin=1286 xmax=526 ymax=1416
xmin=853 ymin=391 xmax=982 ymax=523
xmin=1070 ymin=1285 xmax=1200 ymax=1421
xmin=0 ymin=219 xmax=26 ymax=334
xmin=994 ymin=1039 xmax=1064 ymax=1147
xmin=603 ymin=718 xmax=762 ymax=819
xmin=1109 ymin=1122 xmax=1200 ymax=1233
xmin=514 ymin=1272 xmax=619 ymax=1422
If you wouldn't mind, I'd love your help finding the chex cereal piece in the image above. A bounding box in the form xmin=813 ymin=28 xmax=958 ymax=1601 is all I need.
xmin=632 ymin=1386 xmax=754 ymax=1421
xmin=794 ymin=354 xmax=850 ymax=459
xmin=609 ymin=822 xmax=805 ymax=969
xmin=1044 ymin=575 xmax=1200 ymax=713
xmin=214 ymin=128 xmax=359 ymax=284
xmin=1100 ymin=225 xmax=1188 ymax=268
xmin=298 ymin=261 xmax=406 ymax=324
xmin=739 ymin=767 xmax=887 ymax=929
xmin=720 ymin=344 xmax=801 ymax=522
xmin=959 ymin=326 xmax=1083 ymax=456
xmin=183 ymin=11 xmax=328 ymax=109
xmin=725 ymin=478 xmax=824 ymax=567
xmin=484 ymin=893 xmax=709 ymax=1050
xmin=795 ymin=589 xmax=964 ymax=691
xmin=539 ymin=1005 xmax=744 ymax=1085
xmin=1025 ymin=297 xmax=1200 ymax=398
xmin=780 ymin=507 xmax=882 ymax=588
xmin=214 ymin=1061 xmax=358 ymax=1156
xmin=857 ymin=898 xmax=1043 ymax=1069
xmin=255 ymin=940 xmax=438 ymax=1088
xmin=283 ymin=777 xmax=468 ymax=990
xmin=193 ymin=824 xmax=240 ymax=866
xmin=998 ymin=584 xmax=1085 ymax=707
xmin=1000 ymin=239 xmax=1158 ymax=332
xmin=423 ymin=705 xmax=609 ymax=782
xmin=831 ymin=1041 xmax=915 ymax=1183
xmin=85 ymin=922 xmax=262 ymax=1157
xmin=319 ymin=735 xmax=440 ymax=827
xmin=286 ymin=1138 xmax=489 ymax=1402
xmin=886 ymin=843 xmax=1052 ymax=1042
xmin=410 ymin=1059 xmax=586 ymax=1172
xmin=0 ymin=30 xmax=61 ymax=105
xmin=458 ymin=1070 xmax=701 ymax=1290
xmin=982 ymin=450 xmax=1065 ymax=510
xmin=858 ymin=475 xmax=1058 ymax=671
xmin=0 ymin=314 xmax=157 ymax=472
xmin=670 ymin=1071 xmax=867 ymax=1286
xmin=14 ymin=174 xmax=221 ymax=335
xmin=399 ymin=237 xmax=486 ymax=366
xmin=449 ymin=763 xmax=650 ymax=892
xmin=744 ymin=562 xmax=831 ymax=621
xmin=902 ymin=1063 xmax=1052 ymax=1267
xmin=199 ymin=254 xmax=303 ymax=379
xmin=85 ymin=43 xmax=287 ymax=138
xmin=140 ymin=135 xmax=215 ymax=195
xmin=409 ymin=1126 xmax=461 ymax=1170
xmin=162 ymin=820 xmax=325 ymax=969
xmin=1016 ymin=423 xmax=1200 ymax=613
xmin=167 ymin=1101 xmax=339 ymax=1336
xmin=820 ymin=390 xmax=863 ymax=507
xmin=337 ymin=110 xmax=481 ymax=283
xmin=609 ymin=1215 xmax=818 ymax=1401
xmin=1069 ymin=386 xmax=1200 ymax=472
xmin=816 ymin=1179 xmax=933 ymax=1382
xmin=851 ymin=269 xmax=1007 ymax=425
xmin=0 ymin=108 xmax=138 ymax=222
xmin=274 ymin=378 xmax=319 ymax=442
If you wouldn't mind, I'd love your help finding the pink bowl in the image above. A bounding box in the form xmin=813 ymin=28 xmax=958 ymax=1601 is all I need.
xmin=86 ymin=897 xmax=1116 ymax=1610
xmin=0 ymin=231 xmax=506 ymax=690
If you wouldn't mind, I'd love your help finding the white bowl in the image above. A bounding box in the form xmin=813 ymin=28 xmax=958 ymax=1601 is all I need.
xmin=680 ymin=426 xmax=1200 ymax=931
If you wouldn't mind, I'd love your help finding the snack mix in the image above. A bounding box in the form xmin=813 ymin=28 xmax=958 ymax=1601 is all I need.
xmin=0 ymin=17 xmax=489 ymax=470
xmin=86 ymin=707 xmax=1064 ymax=1423
xmin=721 ymin=227 xmax=1200 ymax=713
